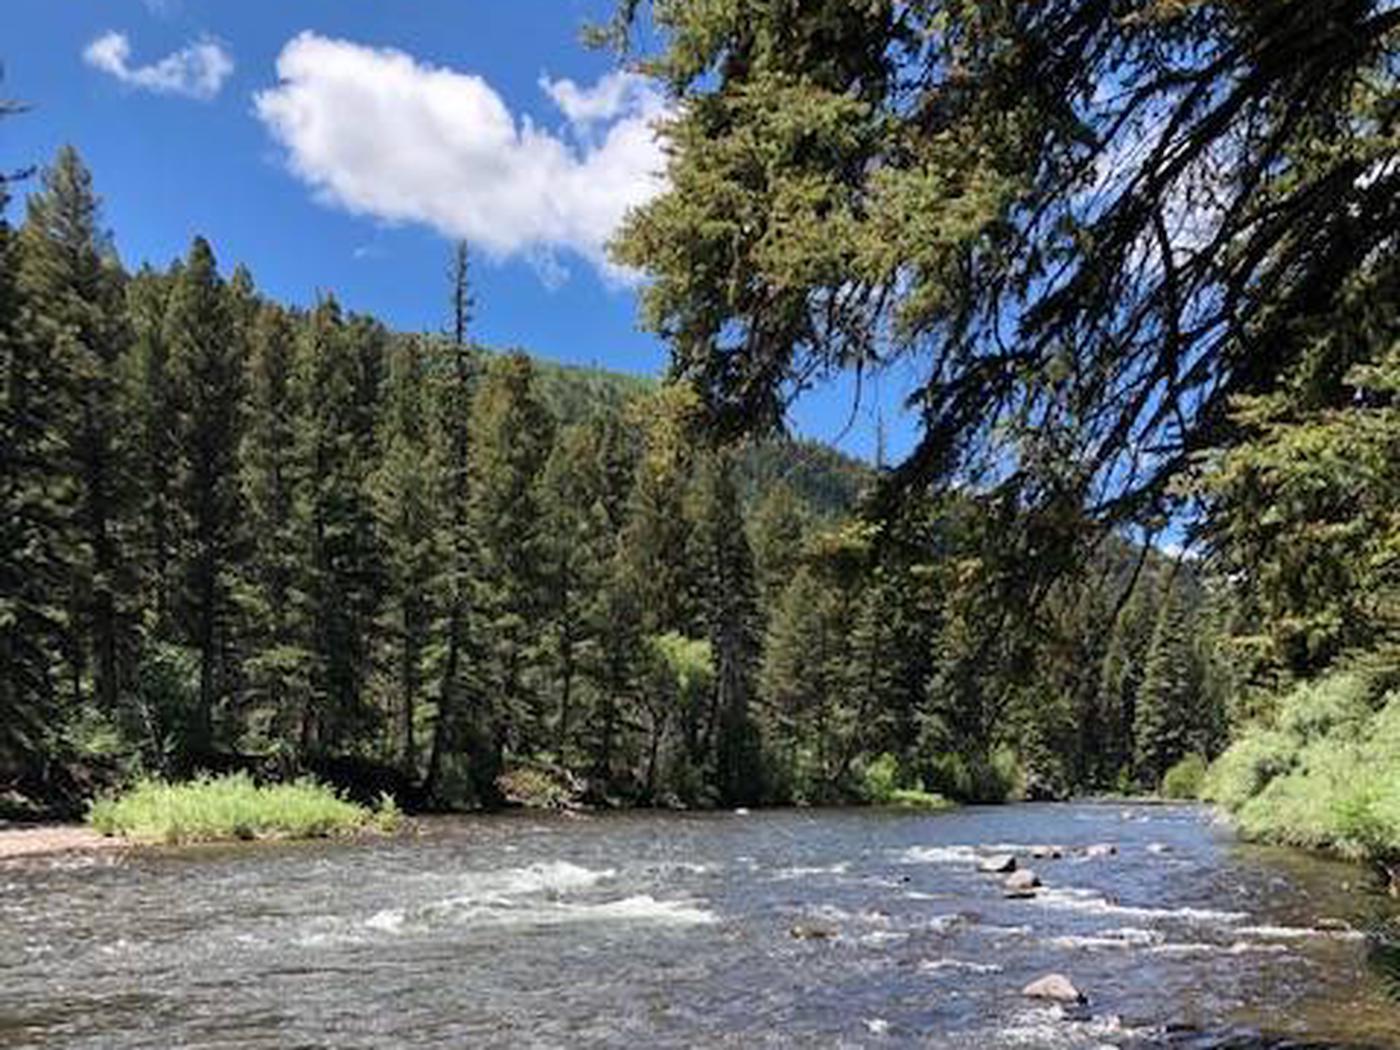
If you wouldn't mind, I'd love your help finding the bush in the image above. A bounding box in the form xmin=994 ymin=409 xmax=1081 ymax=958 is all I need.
xmin=1160 ymin=754 xmax=1208 ymax=799
xmin=857 ymin=753 xmax=953 ymax=810
xmin=88 ymin=773 xmax=400 ymax=844
xmin=1205 ymin=673 xmax=1400 ymax=880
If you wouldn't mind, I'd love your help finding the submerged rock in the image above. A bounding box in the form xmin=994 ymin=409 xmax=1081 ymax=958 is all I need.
xmin=979 ymin=853 xmax=1017 ymax=874
xmin=1147 ymin=842 xmax=1173 ymax=855
xmin=789 ymin=923 xmax=837 ymax=941
xmin=1022 ymin=973 xmax=1087 ymax=1004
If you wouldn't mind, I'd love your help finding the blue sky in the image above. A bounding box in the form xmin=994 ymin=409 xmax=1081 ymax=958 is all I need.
xmin=0 ymin=0 xmax=913 ymax=462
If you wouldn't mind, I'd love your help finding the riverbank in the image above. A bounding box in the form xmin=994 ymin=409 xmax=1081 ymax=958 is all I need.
xmin=0 ymin=824 xmax=127 ymax=861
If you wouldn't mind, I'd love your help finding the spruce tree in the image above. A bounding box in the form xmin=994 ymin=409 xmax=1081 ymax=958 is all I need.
xmin=690 ymin=448 xmax=763 ymax=805
xmin=289 ymin=297 xmax=383 ymax=759
xmin=0 ymin=129 xmax=70 ymax=781
xmin=17 ymin=146 xmax=134 ymax=719
xmin=370 ymin=334 xmax=445 ymax=775
xmin=164 ymin=237 xmax=244 ymax=758
xmin=239 ymin=301 xmax=308 ymax=752
xmin=1134 ymin=574 xmax=1200 ymax=788
xmin=466 ymin=353 xmax=554 ymax=776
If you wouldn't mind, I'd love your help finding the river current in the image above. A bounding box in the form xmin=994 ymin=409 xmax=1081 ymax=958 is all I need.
xmin=2 ymin=803 xmax=1397 ymax=1048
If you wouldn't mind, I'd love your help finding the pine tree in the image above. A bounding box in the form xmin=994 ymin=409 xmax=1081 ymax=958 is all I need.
xmin=17 ymin=146 xmax=135 ymax=719
xmin=370 ymin=335 xmax=444 ymax=776
xmin=426 ymin=242 xmax=479 ymax=802
xmin=466 ymin=352 xmax=554 ymax=779
xmin=1134 ymin=573 xmax=1201 ymax=788
xmin=124 ymin=265 xmax=179 ymax=635
xmin=690 ymin=448 xmax=763 ymax=805
xmin=239 ymin=301 xmax=308 ymax=753
xmin=0 ymin=126 xmax=71 ymax=782
xmin=538 ymin=412 xmax=634 ymax=759
xmin=289 ymin=297 xmax=383 ymax=760
xmin=164 ymin=237 xmax=244 ymax=758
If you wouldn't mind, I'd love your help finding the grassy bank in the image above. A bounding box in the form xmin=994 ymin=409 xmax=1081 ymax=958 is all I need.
xmin=88 ymin=773 xmax=401 ymax=845
xmin=1202 ymin=673 xmax=1400 ymax=892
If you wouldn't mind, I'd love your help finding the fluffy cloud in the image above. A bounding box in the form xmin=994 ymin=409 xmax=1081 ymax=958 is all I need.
xmin=83 ymin=31 xmax=233 ymax=101
xmin=253 ymin=33 xmax=668 ymax=283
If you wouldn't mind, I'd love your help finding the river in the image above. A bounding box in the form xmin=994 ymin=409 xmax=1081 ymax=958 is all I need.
xmin=1 ymin=803 xmax=1397 ymax=1048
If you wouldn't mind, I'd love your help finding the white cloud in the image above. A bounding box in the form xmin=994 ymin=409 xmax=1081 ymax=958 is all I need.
xmin=83 ymin=31 xmax=233 ymax=101
xmin=539 ymin=70 xmax=651 ymax=127
xmin=253 ymin=33 xmax=669 ymax=284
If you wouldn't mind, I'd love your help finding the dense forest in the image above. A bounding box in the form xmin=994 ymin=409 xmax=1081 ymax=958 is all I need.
xmin=0 ymin=146 xmax=1227 ymax=816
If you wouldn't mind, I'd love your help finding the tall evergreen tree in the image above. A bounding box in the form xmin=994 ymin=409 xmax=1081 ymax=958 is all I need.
xmin=1134 ymin=573 xmax=1201 ymax=788
xmin=239 ymin=301 xmax=307 ymax=753
xmin=164 ymin=237 xmax=244 ymax=757
xmin=370 ymin=335 xmax=444 ymax=775
xmin=17 ymin=146 xmax=133 ymax=718
xmin=690 ymin=448 xmax=763 ymax=805
xmin=467 ymin=353 xmax=554 ymax=775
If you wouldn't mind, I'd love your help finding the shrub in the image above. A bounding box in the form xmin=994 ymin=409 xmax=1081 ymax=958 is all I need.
xmin=88 ymin=773 xmax=399 ymax=844
xmin=1160 ymin=754 xmax=1208 ymax=799
xmin=924 ymin=747 xmax=1022 ymax=804
xmin=1205 ymin=674 xmax=1400 ymax=880
xmin=857 ymin=753 xmax=953 ymax=810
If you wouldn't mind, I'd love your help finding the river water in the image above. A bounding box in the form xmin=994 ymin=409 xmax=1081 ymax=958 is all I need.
xmin=1 ymin=803 xmax=1397 ymax=1048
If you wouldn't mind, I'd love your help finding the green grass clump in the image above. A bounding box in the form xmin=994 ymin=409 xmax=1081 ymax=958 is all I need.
xmin=1160 ymin=754 xmax=1208 ymax=799
xmin=88 ymin=773 xmax=401 ymax=845
xmin=886 ymin=787 xmax=955 ymax=810
xmin=1204 ymin=672 xmax=1400 ymax=885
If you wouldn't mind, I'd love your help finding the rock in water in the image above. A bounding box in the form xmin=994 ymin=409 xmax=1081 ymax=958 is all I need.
xmin=1022 ymin=974 xmax=1087 ymax=1004
xmin=979 ymin=853 xmax=1017 ymax=874
xmin=1004 ymin=869 xmax=1041 ymax=892
xmin=790 ymin=924 xmax=837 ymax=941
xmin=1082 ymin=843 xmax=1117 ymax=859
xmin=1029 ymin=845 xmax=1064 ymax=860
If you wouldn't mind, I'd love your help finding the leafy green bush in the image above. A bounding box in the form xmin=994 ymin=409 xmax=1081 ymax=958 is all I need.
xmin=1160 ymin=754 xmax=1207 ymax=799
xmin=88 ymin=773 xmax=400 ymax=844
xmin=1206 ymin=673 xmax=1400 ymax=881
xmin=857 ymin=753 xmax=953 ymax=809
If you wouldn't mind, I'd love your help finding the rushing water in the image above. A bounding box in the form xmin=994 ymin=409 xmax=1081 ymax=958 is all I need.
xmin=1 ymin=803 xmax=1397 ymax=1048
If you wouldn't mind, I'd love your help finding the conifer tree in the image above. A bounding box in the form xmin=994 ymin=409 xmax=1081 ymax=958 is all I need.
xmin=467 ymin=353 xmax=554 ymax=771
xmin=370 ymin=335 xmax=444 ymax=775
xmin=427 ymin=242 xmax=479 ymax=802
xmin=239 ymin=301 xmax=307 ymax=752
xmin=1134 ymin=573 xmax=1200 ymax=788
xmin=0 ymin=122 xmax=70 ymax=780
xmin=164 ymin=237 xmax=244 ymax=757
xmin=690 ymin=448 xmax=763 ymax=805
xmin=290 ymin=297 xmax=383 ymax=758
xmin=17 ymin=146 xmax=134 ymax=717
xmin=124 ymin=265 xmax=178 ymax=635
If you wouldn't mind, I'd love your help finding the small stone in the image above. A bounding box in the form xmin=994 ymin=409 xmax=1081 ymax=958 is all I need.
xmin=790 ymin=924 xmax=837 ymax=941
xmin=1082 ymin=844 xmax=1117 ymax=859
xmin=1022 ymin=973 xmax=1087 ymax=1004
xmin=1004 ymin=869 xmax=1041 ymax=892
xmin=1029 ymin=845 xmax=1064 ymax=860
xmin=979 ymin=853 xmax=1017 ymax=873
xmin=1146 ymin=842 xmax=1172 ymax=855
xmin=1313 ymin=917 xmax=1352 ymax=932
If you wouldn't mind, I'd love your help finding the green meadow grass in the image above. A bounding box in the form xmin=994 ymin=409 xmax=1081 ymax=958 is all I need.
xmin=88 ymin=773 xmax=401 ymax=845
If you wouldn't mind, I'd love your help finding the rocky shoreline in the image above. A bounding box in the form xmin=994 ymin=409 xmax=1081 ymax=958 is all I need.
xmin=0 ymin=824 xmax=126 ymax=861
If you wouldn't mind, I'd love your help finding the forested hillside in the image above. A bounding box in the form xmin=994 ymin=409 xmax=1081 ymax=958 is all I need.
xmin=0 ymin=147 xmax=1225 ymax=816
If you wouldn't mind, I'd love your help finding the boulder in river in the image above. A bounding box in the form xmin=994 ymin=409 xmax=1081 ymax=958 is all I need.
xmin=1029 ymin=845 xmax=1064 ymax=860
xmin=979 ymin=853 xmax=1017 ymax=874
xmin=1022 ymin=973 xmax=1087 ymax=1005
xmin=1004 ymin=869 xmax=1041 ymax=893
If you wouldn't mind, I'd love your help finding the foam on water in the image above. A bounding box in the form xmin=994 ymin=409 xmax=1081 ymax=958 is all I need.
xmin=918 ymin=957 xmax=1003 ymax=975
xmin=1033 ymin=886 xmax=1249 ymax=924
